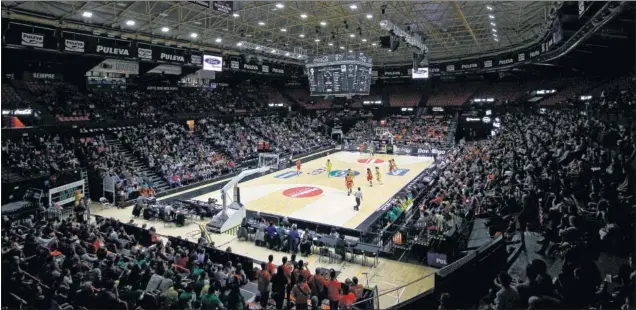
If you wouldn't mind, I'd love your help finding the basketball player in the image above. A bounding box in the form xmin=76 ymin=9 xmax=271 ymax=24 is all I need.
xmin=368 ymin=143 xmax=375 ymax=156
xmin=347 ymin=168 xmax=355 ymax=179
xmin=388 ymin=159 xmax=395 ymax=174
xmin=366 ymin=168 xmax=373 ymax=187
xmin=296 ymin=159 xmax=302 ymax=176
xmin=375 ymin=166 xmax=382 ymax=184
xmin=345 ymin=174 xmax=353 ymax=196
xmin=359 ymin=142 xmax=364 ymax=154
xmin=326 ymin=159 xmax=332 ymax=177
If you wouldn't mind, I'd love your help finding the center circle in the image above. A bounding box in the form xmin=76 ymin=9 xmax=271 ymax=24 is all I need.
xmin=329 ymin=170 xmax=361 ymax=177
xmin=283 ymin=186 xmax=323 ymax=198
xmin=357 ymin=158 xmax=385 ymax=164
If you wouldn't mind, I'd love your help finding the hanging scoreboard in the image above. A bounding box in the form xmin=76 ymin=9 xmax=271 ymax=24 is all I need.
xmin=306 ymin=53 xmax=373 ymax=96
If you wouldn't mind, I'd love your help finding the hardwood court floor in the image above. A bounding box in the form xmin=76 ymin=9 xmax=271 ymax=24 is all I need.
xmin=189 ymin=151 xmax=434 ymax=229
xmin=92 ymin=205 xmax=437 ymax=308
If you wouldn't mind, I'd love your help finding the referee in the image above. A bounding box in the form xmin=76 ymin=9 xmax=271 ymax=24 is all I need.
xmin=354 ymin=187 xmax=363 ymax=211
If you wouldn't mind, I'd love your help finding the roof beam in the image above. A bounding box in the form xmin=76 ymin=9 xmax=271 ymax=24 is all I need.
xmin=452 ymin=1 xmax=480 ymax=46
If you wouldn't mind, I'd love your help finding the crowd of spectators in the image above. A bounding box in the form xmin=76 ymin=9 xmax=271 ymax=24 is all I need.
xmin=2 ymin=134 xmax=79 ymax=178
xmin=198 ymin=117 xmax=260 ymax=163
xmin=75 ymin=134 xmax=158 ymax=201
xmin=412 ymin=101 xmax=634 ymax=308
xmin=247 ymin=115 xmax=334 ymax=156
xmin=2 ymin=84 xmax=29 ymax=109
xmin=407 ymin=114 xmax=455 ymax=147
xmin=119 ymin=123 xmax=232 ymax=188
xmin=26 ymin=80 xmax=100 ymax=120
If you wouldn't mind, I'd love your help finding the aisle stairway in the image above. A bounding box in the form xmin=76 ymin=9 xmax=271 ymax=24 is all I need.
xmin=105 ymin=139 xmax=171 ymax=193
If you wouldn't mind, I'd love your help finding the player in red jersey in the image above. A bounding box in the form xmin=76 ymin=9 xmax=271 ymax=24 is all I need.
xmin=296 ymin=159 xmax=301 ymax=175
xmin=345 ymin=174 xmax=353 ymax=196
xmin=366 ymin=168 xmax=373 ymax=187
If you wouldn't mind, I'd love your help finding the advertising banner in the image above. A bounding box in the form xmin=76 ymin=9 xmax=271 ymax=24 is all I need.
xmin=212 ymin=1 xmax=233 ymax=14
xmin=138 ymin=47 xmax=153 ymax=60
xmin=203 ymin=55 xmax=223 ymax=71
xmin=427 ymin=252 xmax=448 ymax=268
xmin=153 ymin=46 xmax=188 ymax=63
xmin=89 ymin=38 xmax=136 ymax=57
xmin=64 ymin=39 xmax=85 ymax=52
xmin=21 ymin=33 xmax=44 ymax=47
xmin=343 ymin=144 xmax=447 ymax=157
xmin=190 ymin=54 xmax=202 ymax=66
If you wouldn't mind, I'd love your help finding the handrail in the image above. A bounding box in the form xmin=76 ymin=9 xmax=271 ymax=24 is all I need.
xmin=351 ymin=271 xmax=437 ymax=308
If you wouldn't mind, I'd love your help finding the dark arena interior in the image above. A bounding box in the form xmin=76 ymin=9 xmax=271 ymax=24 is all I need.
xmin=1 ymin=1 xmax=635 ymax=310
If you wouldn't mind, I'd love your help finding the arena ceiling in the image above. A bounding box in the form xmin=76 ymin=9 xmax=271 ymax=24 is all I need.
xmin=2 ymin=1 xmax=561 ymax=65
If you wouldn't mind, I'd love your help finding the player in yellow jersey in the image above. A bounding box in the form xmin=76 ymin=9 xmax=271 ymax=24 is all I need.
xmin=326 ymin=159 xmax=332 ymax=177
xmin=375 ymin=166 xmax=382 ymax=184
xmin=347 ymin=168 xmax=355 ymax=179
xmin=368 ymin=144 xmax=374 ymax=156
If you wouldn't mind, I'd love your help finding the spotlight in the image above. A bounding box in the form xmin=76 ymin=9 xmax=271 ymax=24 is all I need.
xmin=362 ymin=38 xmax=367 ymax=42
xmin=190 ymin=33 xmax=198 ymax=38
xmin=486 ymin=5 xmax=493 ymax=10
xmin=491 ymin=22 xmax=496 ymax=26
xmin=161 ymin=27 xmax=169 ymax=32
xmin=258 ymin=21 xmax=265 ymax=26
xmin=215 ymin=38 xmax=222 ymax=43
xmin=82 ymin=11 xmax=92 ymax=18
xmin=340 ymin=46 xmax=345 ymax=50
xmin=299 ymin=34 xmax=305 ymax=38
xmin=233 ymin=13 xmax=239 ymax=17
xmin=350 ymin=4 xmax=357 ymax=9
xmin=280 ymin=28 xmax=287 ymax=32
xmin=314 ymin=39 xmax=321 ymax=42
xmin=489 ymin=15 xmax=495 ymax=19
xmin=275 ymin=3 xmax=284 ymax=9
xmin=300 ymin=13 xmax=308 ymax=19
xmin=320 ymin=21 xmax=327 ymax=26
xmin=349 ymin=33 xmax=355 ymax=38
xmin=126 ymin=20 xmax=135 ymax=26
xmin=366 ymin=14 xmax=373 ymax=19
xmin=328 ymin=43 xmax=333 ymax=46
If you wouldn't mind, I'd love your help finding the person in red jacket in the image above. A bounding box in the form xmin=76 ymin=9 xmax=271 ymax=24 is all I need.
xmin=327 ymin=269 xmax=341 ymax=310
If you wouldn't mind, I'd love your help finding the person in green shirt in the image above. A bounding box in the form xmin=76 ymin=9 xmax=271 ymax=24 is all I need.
xmin=178 ymin=286 xmax=196 ymax=309
xmin=200 ymin=286 xmax=225 ymax=310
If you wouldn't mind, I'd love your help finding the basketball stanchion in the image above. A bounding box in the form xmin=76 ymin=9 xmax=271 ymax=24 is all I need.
xmin=199 ymin=223 xmax=212 ymax=244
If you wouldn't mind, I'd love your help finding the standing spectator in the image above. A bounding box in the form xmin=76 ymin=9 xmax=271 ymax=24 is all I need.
xmin=271 ymin=265 xmax=288 ymax=310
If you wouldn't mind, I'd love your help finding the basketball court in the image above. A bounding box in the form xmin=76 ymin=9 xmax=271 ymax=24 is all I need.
xmin=189 ymin=151 xmax=435 ymax=230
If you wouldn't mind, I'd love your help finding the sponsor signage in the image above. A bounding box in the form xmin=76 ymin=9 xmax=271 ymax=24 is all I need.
xmin=147 ymin=86 xmax=179 ymax=91
xmin=412 ymin=67 xmax=429 ymax=79
xmin=498 ymin=58 xmax=513 ymax=65
xmin=159 ymin=52 xmax=186 ymax=63
xmin=262 ymin=65 xmax=269 ymax=73
xmin=95 ymin=45 xmax=131 ymax=56
xmin=344 ymin=144 xmax=447 ymax=157
xmin=64 ymin=39 xmax=85 ymax=52
xmin=446 ymin=64 xmax=455 ymax=72
xmin=230 ymin=60 xmax=240 ymax=69
xmin=484 ymin=60 xmax=493 ymax=68
xmin=190 ymin=54 xmax=202 ymax=66
xmin=212 ymin=1 xmax=233 ymax=14
xmin=203 ymin=55 xmax=223 ymax=71
xmin=21 ymin=33 xmax=44 ymax=47
xmin=242 ymin=63 xmax=259 ymax=71
xmin=32 ymin=73 xmax=55 ymax=79
xmin=91 ymin=59 xmax=140 ymax=75
xmin=271 ymin=67 xmax=284 ymax=74
xmin=427 ymin=252 xmax=448 ymax=268
xmin=138 ymin=48 xmax=153 ymax=60
xmin=461 ymin=63 xmax=478 ymax=69
xmin=518 ymin=53 xmax=526 ymax=62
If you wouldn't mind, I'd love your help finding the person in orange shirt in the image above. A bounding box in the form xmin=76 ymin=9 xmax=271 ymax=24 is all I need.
xmin=366 ymin=168 xmax=373 ymax=187
xmin=266 ymin=254 xmax=276 ymax=275
xmin=345 ymin=174 xmax=353 ymax=196
xmin=296 ymin=159 xmax=302 ymax=175
xmin=359 ymin=143 xmax=364 ymax=154
xmin=339 ymin=284 xmax=357 ymax=310
xmin=308 ymin=268 xmax=327 ymax=306
xmin=291 ymin=274 xmax=311 ymax=310
xmin=258 ymin=262 xmax=272 ymax=308
xmin=350 ymin=276 xmax=365 ymax=299
xmin=327 ymin=269 xmax=341 ymax=310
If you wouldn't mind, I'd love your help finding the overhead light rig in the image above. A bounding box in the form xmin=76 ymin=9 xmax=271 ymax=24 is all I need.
xmin=379 ymin=20 xmax=429 ymax=69
xmin=237 ymin=41 xmax=308 ymax=61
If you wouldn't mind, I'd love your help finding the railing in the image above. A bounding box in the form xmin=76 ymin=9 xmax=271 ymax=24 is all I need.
xmin=352 ymin=271 xmax=437 ymax=309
